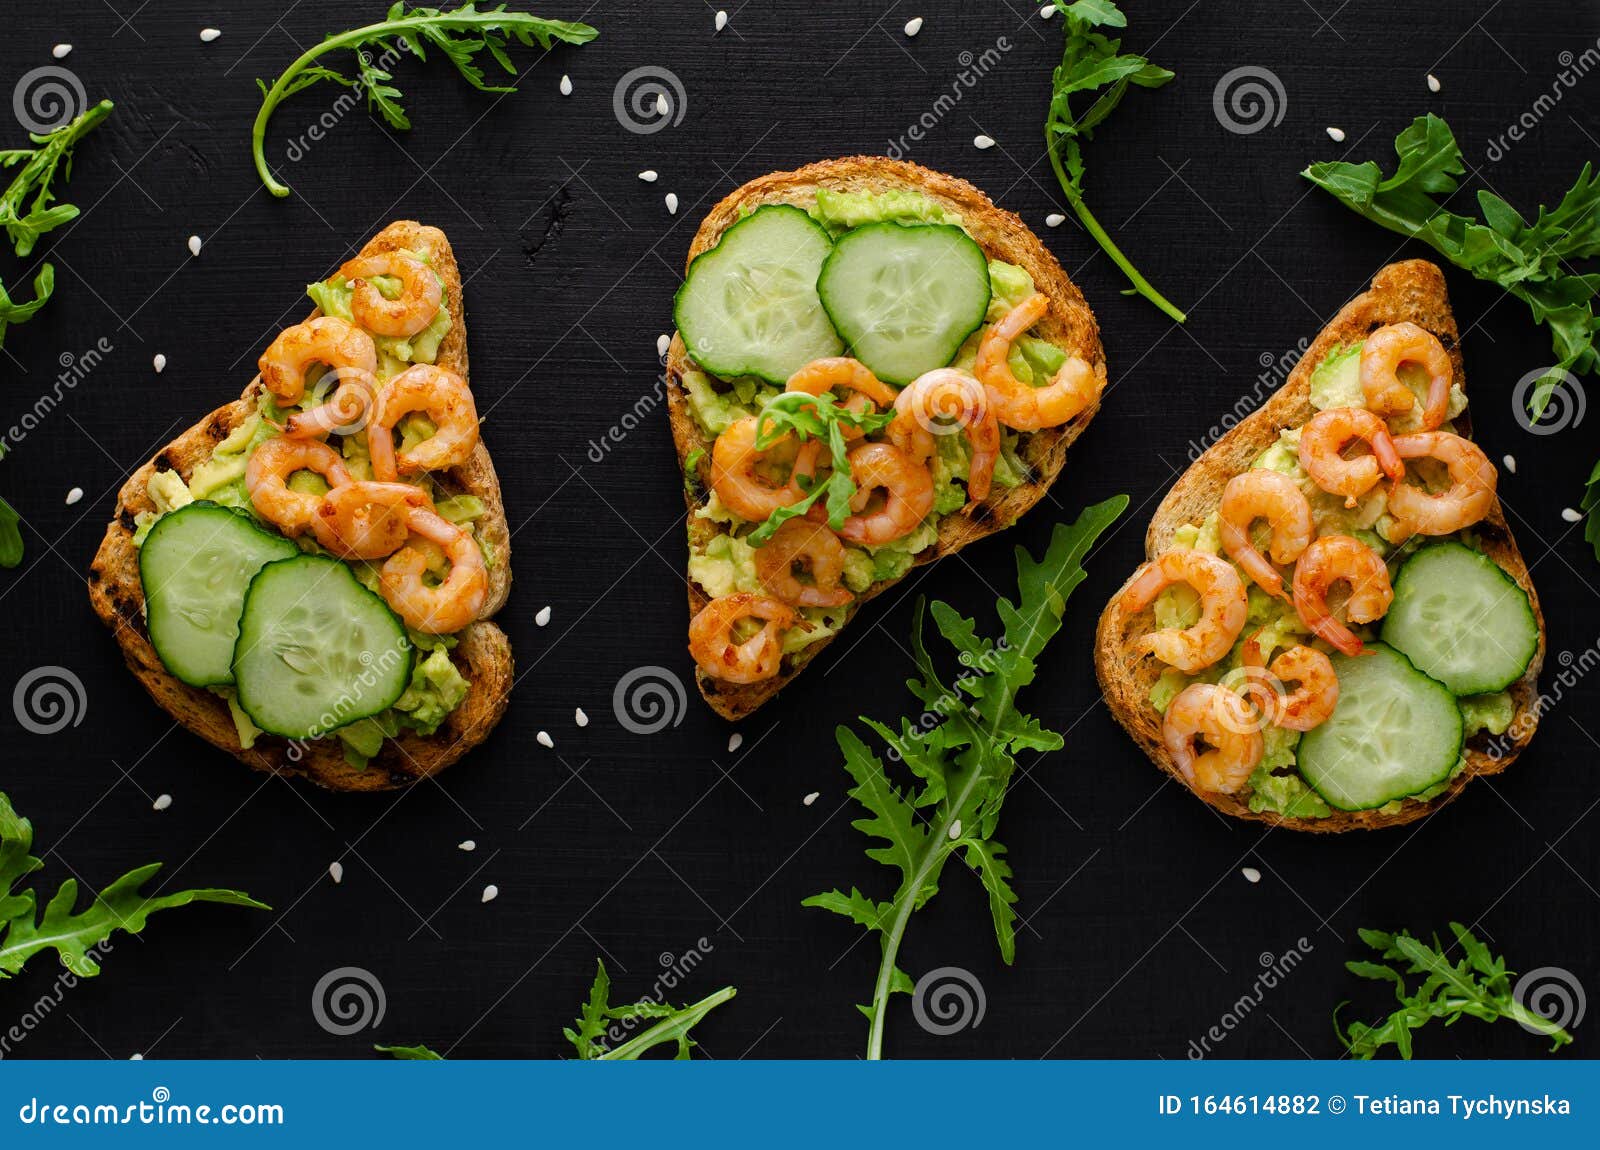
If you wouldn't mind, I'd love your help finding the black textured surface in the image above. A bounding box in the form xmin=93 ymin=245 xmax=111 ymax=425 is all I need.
xmin=2 ymin=0 xmax=1598 ymax=1060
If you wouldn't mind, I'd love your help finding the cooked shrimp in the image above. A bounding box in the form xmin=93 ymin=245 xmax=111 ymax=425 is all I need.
xmin=687 ymin=592 xmax=803 ymax=684
xmin=785 ymin=357 xmax=897 ymax=438
xmin=1241 ymin=638 xmax=1339 ymax=732
xmin=1217 ymin=470 xmax=1314 ymax=599
xmin=1291 ymin=534 xmax=1393 ymax=657
xmin=284 ymin=366 xmax=377 ymax=439
xmin=755 ymin=519 xmax=854 ymax=608
xmin=887 ymin=368 xmax=1001 ymax=507
xmin=1298 ymin=407 xmax=1405 ymax=508
xmin=311 ymin=481 xmax=433 ymax=560
xmin=1119 ymin=550 xmax=1249 ymax=673
xmin=378 ymin=507 xmax=488 ymax=634
xmin=258 ymin=317 xmax=376 ymax=405
xmin=1361 ymin=322 xmax=1452 ymax=428
xmin=244 ymin=437 xmax=352 ymax=536
xmin=1388 ymin=431 xmax=1497 ymax=536
xmin=1162 ymin=683 xmax=1264 ymax=794
xmin=816 ymin=442 xmax=934 ymax=547
xmin=368 ymin=364 xmax=479 ymax=482
xmin=975 ymin=293 xmax=1100 ymax=431
xmin=710 ymin=416 xmax=823 ymax=522
xmin=338 ymin=252 xmax=442 ymax=338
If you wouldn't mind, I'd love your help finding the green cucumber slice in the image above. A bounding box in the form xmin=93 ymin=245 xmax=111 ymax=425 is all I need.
xmin=1296 ymin=643 xmax=1463 ymax=811
xmin=816 ymin=221 xmax=992 ymax=385
xmin=139 ymin=502 xmax=299 ymax=687
xmin=232 ymin=555 xmax=414 ymax=739
xmin=673 ymin=204 xmax=843 ymax=383
xmin=1381 ymin=541 xmax=1538 ymax=695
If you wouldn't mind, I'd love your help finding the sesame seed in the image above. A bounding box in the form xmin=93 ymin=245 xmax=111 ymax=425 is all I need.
xmin=199 ymin=28 xmax=221 ymax=42
xmin=655 ymin=92 xmax=669 ymax=116
xmin=65 ymin=486 xmax=83 ymax=505
xmin=153 ymin=353 xmax=167 ymax=373
xmin=458 ymin=840 xmax=476 ymax=852
xmin=1502 ymin=454 xmax=1516 ymax=474
xmin=1241 ymin=866 xmax=1261 ymax=884
xmin=728 ymin=732 xmax=743 ymax=753
xmin=715 ymin=10 xmax=728 ymax=32
xmin=536 ymin=730 xmax=554 ymax=748
xmin=187 ymin=234 xmax=202 ymax=257
xmin=973 ymin=134 xmax=996 ymax=150
xmin=665 ymin=192 xmax=679 ymax=214
xmin=948 ymin=819 xmax=962 ymax=840
xmin=1045 ymin=213 xmax=1066 ymax=227
xmin=535 ymin=605 xmax=552 ymax=626
xmin=575 ymin=707 xmax=589 ymax=727
xmin=481 ymin=884 xmax=499 ymax=903
xmin=1561 ymin=507 xmax=1583 ymax=523
xmin=802 ymin=791 xmax=819 ymax=806
xmin=1326 ymin=126 xmax=1346 ymax=142
xmin=559 ymin=74 xmax=573 ymax=96
xmin=1039 ymin=3 xmax=1055 ymax=17
xmin=639 ymin=170 xmax=659 ymax=182
xmin=656 ymin=333 xmax=671 ymax=358
xmin=1427 ymin=73 xmax=1441 ymax=93
xmin=130 ymin=1053 xmax=144 ymax=1061
xmin=152 ymin=794 xmax=172 ymax=811
xmin=904 ymin=17 xmax=924 ymax=37
xmin=329 ymin=861 xmax=344 ymax=884
xmin=52 ymin=44 xmax=72 ymax=59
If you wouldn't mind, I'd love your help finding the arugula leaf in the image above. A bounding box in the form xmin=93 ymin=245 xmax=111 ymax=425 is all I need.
xmin=1335 ymin=922 xmax=1574 ymax=1059
xmin=746 ymin=390 xmax=894 ymax=547
xmin=805 ymin=496 xmax=1127 ymax=1058
xmin=1044 ymin=2 xmax=1183 ymax=322
xmin=0 ymin=792 xmax=267 ymax=978
xmin=562 ymin=959 xmax=736 ymax=1060
xmin=375 ymin=1043 xmax=443 ymax=1059
xmin=252 ymin=3 xmax=599 ymax=197
xmin=0 ymin=490 xmax=22 ymax=569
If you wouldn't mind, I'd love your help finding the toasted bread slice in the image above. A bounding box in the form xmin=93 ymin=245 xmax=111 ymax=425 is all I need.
xmin=667 ymin=157 xmax=1106 ymax=720
xmin=88 ymin=221 xmax=513 ymax=792
xmin=1095 ymin=260 xmax=1544 ymax=831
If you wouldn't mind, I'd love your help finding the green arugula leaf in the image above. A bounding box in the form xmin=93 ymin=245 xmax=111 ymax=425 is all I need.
xmin=805 ymin=496 xmax=1127 ymax=1058
xmin=745 ymin=390 xmax=894 ymax=546
xmin=375 ymin=1043 xmax=443 ymax=1059
xmin=0 ymin=792 xmax=267 ymax=978
xmin=562 ymin=960 xmax=736 ymax=1060
xmin=252 ymin=3 xmax=599 ymax=198
xmin=1044 ymin=2 xmax=1183 ymax=322
xmin=0 ymin=492 xmax=23 ymax=568
xmin=1335 ymin=922 xmax=1574 ymax=1059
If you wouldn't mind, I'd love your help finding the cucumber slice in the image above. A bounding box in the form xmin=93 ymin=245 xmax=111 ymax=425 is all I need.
xmin=233 ymin=555 xmax=414 ymax=739
xmin=1381 ymin=541 xmax=1538 ymax=695
xmin=673 ymin=204 xmax=843 ymax=383
xmin=139 ymin=502 xmax=299 ymax=687
xmin=816 ymin=221 xmax=991 ymax=385
xmin=1297 ymin=643 xmax=1463 ymax=811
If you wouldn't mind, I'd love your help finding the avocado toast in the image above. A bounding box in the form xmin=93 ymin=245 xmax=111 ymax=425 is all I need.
xmin=1096 ymin=260 xmax=1545 ymax=831
xmin=667 ymin=157 xmax=1107 ymax=720
xmin=89 ymin=220 xmax=512 ymax=792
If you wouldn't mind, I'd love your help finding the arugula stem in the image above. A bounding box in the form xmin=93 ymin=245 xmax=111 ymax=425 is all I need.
xmin=599 ymin=986 xmax=737 ymax=1060
xmin=1046 ymin=125 xmax=1187 ymax=324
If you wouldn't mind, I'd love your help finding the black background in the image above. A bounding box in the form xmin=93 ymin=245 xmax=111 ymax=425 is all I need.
xmin=2 ymin=0 xmax=1598 ymax=1061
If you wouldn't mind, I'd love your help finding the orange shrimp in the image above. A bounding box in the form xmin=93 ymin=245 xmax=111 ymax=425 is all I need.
xmin=710 ymin=416 xmax=823 ymax=522
xmin=1217 ymin=470 xmax=1314 ymax=599
xmin=975 ymin=293 xmax=1100 ymax=431
xmin=687 ymin=593 xmax=803 ymax=684
xmin=754 ymin=519 xmax=854 ymax=608
xmin=1360 ymin=322 xmax=1452 ymax=429
xmin=1290 ymin=534 xmax=1393 ymax=657
xmin=887 ymin=368 xmax=1001 ymax=507
xmin=1298 ymin=407 xmax=1405 ymax=508
xmin=1119 ymin=550 xmax=1249 ymax=673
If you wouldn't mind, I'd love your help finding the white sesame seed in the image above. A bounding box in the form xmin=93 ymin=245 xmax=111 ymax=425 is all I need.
xmin=665 ymin=192 xmax=679 ymax=214
xmin=1241 ymin=866 xmax=1261 ymax=884
xmin=728 ymin=732 xmax=743 ymax=753
xmin=535 ymin=605 xmax=552 ymax=626
xmin=481 ymin=884 xmax=499 ymax=903
xmin=715 ymin=10 xmax=728 ymax=32
xmin=1561 ymin=507 xmax=1583 ymax=523
xmin=1427 ymin=73 xmax=1441 ymax=93
xmin=575 ymin=707 xmax=589 ymax=727
xmin=639 ymin=169 xmax=659 ymax=182
xmin=1039 ymin=3 xmax=1055 ymax=17
xmin=152 ymin=353 xmax=167 ymax=373
xmin=187 ymin=234 xmax=202 ymax=257
xmin=1502 ymin=454 xmax=1516 ymax=474
xmin=1045 ymin=213 xmax=1066 ymax=227
xmin=458 ymin=839 xmax=476 ymax=852
xmin=973 ymin=134 xmax=996 ymax=150
xmin=329 ymin=861 xmax=344 ymax=884
xmin=536 ymin=730 xmax=554 ymax=748
xmin=130 ymin=1053 xmax=144 ymax=1060
xmin=199 ymin=28 xmax=221 ymax=42
xmin=65 ymin=486 xmax=83 ymax=505
xmin=52 ymin=44 xmax=72 ymax=59
xmin=656 ymin=333 xmax=671 ymax=358
xmin=559 ymin=75 xmax=573 ymax=97
xmin=803 ymin=791 xmax=819 ymax=806
xmin=948 ymin=818 xmax=962 ymax=840
xmin=904 ymin=17 xmax=924 ymax=37
xmin=152 ymin=794 xmax=172 ymax=811
xmin=1326 ymin=126 xmax=1346 ymax=142
xmin=655 ymin=92 xmax=669 ymax=116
